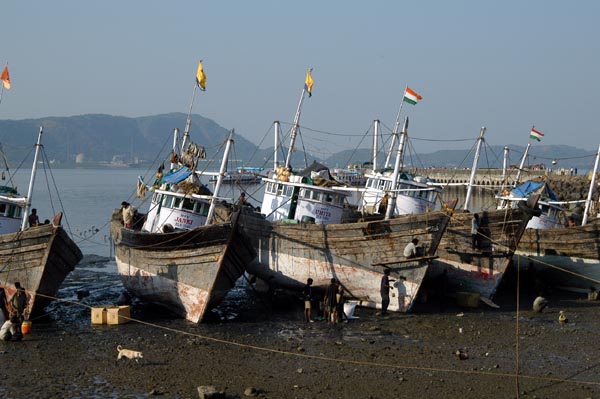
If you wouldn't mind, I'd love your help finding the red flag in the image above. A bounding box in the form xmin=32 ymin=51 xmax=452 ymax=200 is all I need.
xmin=1 ymin=65 xmax=10 ymax=90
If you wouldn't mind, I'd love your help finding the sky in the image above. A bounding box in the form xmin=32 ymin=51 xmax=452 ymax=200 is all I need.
xmin=1 ymin=0 xmax=599 ymax=160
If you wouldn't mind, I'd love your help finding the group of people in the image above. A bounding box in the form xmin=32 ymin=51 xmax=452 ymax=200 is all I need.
xmin=0 ymin=282 xmax=29 ymax=341
xmin=302 ymin=278 xmax=348 ymax=324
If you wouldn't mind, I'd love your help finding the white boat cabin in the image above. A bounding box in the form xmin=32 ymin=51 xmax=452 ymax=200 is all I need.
xmin=0 ymin=186 xmax=25 ymax=234
xmin=261 ymin=176 xmax=349 ymax=225
xmin=360 ymin=171 xmax=441 ymax=215
xmin=142 ymin=168 xmax=215 ymax=233
xmin=142 ymin=190 xmax=213 ymax=233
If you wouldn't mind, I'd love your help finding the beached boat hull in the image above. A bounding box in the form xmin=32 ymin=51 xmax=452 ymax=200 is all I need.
xmin=514 ymin=218 xmax=600 ymax=293
xmin=238 ymin=208 xmax=453 ymax=312
xmin=427 ymin=205 xmax=537 ymax=299
xmin=0 ymin=219 xmax=83 ymax=318
xmin=110 ymin=211 xmax=255 ymax=322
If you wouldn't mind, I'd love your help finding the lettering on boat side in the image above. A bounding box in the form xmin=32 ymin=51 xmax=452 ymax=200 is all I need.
xmin=174 ymin=216 xmax=193 ymax=227
xmin=314 ymin=208 xmax=331 ymax=220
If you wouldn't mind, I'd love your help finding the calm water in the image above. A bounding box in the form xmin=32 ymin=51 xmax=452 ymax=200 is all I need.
xmin=11 ymin=167 xmax=258 ymax=257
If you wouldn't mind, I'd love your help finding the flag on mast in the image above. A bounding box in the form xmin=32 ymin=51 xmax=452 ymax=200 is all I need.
xmin=403 ymin=87 xmax=422 ymax=105
xmin=304 ymin=69 xmax=314 ymax=97
xmin=1 ymin=65 xmax=10 ymax=90
xmin=530 ymin=127 xmax=544 ymax=142
xmin=196 ymin=61 xmax=206 ymax=91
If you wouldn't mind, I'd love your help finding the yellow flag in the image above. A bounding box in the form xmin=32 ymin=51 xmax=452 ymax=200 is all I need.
xmin=1 ymin=65 xmax=10 ymax=90
xmin=304 ymin=68 xmax=314 ymax=97
xmin=196 ymin=61 xmax=206 ymax=91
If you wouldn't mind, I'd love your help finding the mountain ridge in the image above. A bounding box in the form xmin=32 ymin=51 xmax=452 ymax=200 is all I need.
xmin=0 ymin=113 xmax=596 ymax=170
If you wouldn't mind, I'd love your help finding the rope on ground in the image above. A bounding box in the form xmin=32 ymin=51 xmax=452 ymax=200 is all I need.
xmin=26 ymin=290 xmax=600 ymax=388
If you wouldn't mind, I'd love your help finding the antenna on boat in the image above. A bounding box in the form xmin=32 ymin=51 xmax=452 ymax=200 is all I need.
xmin=284 ymin=68 xmax=313 ymax=169
xmin=274 ymin=121 xmax=281 ymax=170
xmin=206 ymin=129 xmax=234 ymax=225
xmin=384 ymin=117 xmax=408 ymax=220
xmin=501 ymin=146 xmax=509 ymax=189
xmin=582 ymin=143 xmax=600 ymax=226
xmin=464 ymin=127 xmax=486 ymax=211
xmin=373 ymin=119 xmax=380 ymax=171
xmin=21 ymin=127 xmax=43 ymax=230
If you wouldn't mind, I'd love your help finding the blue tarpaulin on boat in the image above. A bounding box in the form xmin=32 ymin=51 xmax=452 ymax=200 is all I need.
xmin=511 ymin=181 xmax=558 ymax=201
xmin=160 ymin=168 xmax=193 ymax=184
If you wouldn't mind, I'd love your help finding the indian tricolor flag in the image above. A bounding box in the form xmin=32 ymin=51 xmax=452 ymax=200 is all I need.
xmin=403 ymin=87 xmax=422 ymax=105
xmin=530 ymin=127 xmax=544 ymax=142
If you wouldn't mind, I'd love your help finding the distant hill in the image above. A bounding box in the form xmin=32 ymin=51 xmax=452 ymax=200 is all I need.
xmin=1 ymin=113 xmax=596 ymax=171
xmin=323 ymin=145 xmax=598 ymax=171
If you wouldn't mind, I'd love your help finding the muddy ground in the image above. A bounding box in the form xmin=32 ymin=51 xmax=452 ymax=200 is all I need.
xmin=1 ymin=255 xmax=600 ymax=399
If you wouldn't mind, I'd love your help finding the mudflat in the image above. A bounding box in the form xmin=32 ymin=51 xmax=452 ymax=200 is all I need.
xmin=1 ymin=257 xmax=599 ymax=399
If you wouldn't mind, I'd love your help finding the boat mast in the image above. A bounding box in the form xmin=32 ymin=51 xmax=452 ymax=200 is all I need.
xmin=464 ymin=127 xmax=486 ymax=211
xmin=206 ymin=130 xmax=234 ymax=225
xmin=284 ymin=68 xmax=312 ymax=169
xmin=274 ymin=121 xmax=280 ymax=170
xmin=21 ymin=127 xmax=43 ymax=230
xmin=385 ymin=117 xmax=408 ymax=220
xmin=515 ymin=129 xmax=533 ymax=186
xmin=582 ymin=144 xmax=600 ymax=226
xmin=372 ymin=119 xmax=379 ymax=171
xmin=182 ymin=60 xmax=206 ymax=153
xmin=502 ymin=146 xmax=509 ymax=188
xmin=384 ymin=85 xmax=407 ymax=168
xmin=181 ymin=83 xmax=198 ymax=153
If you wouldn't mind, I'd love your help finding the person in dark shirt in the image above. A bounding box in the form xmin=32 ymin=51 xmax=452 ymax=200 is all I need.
xmin=302 ymin=278 xmax=314 ymax=323
xmin=28 ymin=208 xmax=40 ymax=227
xmin=324 ymin=278 xmax=338 ymax=324
xmin=380 ymin=269 xmax=393 ymax=315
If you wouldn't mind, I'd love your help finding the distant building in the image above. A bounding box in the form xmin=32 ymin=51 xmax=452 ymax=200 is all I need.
xmin=75 ymin=153 xmax=85 ymax=164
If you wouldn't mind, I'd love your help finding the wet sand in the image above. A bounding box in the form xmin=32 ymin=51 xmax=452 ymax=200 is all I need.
xmin=1 ymin=255 xmax=600 ymax=399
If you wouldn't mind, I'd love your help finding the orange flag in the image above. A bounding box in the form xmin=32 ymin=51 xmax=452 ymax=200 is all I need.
xmin=1 ymin=65 xmax=10 ymax=90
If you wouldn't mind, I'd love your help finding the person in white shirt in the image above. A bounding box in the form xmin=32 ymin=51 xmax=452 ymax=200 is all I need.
xmin=403 ymin=238 xmax=420 ymax=258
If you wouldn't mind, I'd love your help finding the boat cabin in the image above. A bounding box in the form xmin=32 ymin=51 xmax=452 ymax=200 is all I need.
xmin=142 ymin=190 xmax=213 ymax=233
xmin=360 ymin=171 xmax=440 ymax=215
xmin=0 ymin=186 xmax=25 ymax=234
xmin=261 ymin=177 xmax=348 ymax=225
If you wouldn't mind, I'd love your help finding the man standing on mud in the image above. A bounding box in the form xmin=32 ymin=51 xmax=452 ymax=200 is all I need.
xmin=302 ymin=278 xmax=314 ymax=323
xmin=324 ymin=278 xmax=338 ymax=323
xmin=8 ymin=282 xmax=27 ymax=340
xmin=380 ymin=269 xmax=392 ymax=315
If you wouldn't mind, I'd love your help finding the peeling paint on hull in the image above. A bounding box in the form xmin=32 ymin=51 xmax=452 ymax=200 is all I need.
xmin=428 ymin=207 xmax=536 ymax=298
xmin=110 ymin=211 xmax=256 ymax=323
xmin=0 ymin=221 xmax=83 ymax=317
xmin=240 ymin=208 xmax=453 ymax=312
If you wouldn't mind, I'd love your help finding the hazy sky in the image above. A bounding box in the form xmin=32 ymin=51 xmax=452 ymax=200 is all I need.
xmin=1 ymin=1 xmax=599 ymax=159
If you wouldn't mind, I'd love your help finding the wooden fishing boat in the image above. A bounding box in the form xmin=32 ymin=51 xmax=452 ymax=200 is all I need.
xmin=423 ymin=128 xmax=541 ymax=299
xmin=237 ymin=74 xmax=454 ymax=313
xmin=239 ymin=203 xmax=454 ymax=313
xmin=511 ymin=144 xmax=600 ymax=293
xmin=515 ymin=218 xmax=600 ymax=293
xmin=110 ymin=208 xmax=254 ymax=322
xmin=427 ymin=201 xmax=539 ymax=299
xmin=110 ymin=67 xmax=256 ymax=322
xmin=0 ymin=128 xmax=83 ymax=318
